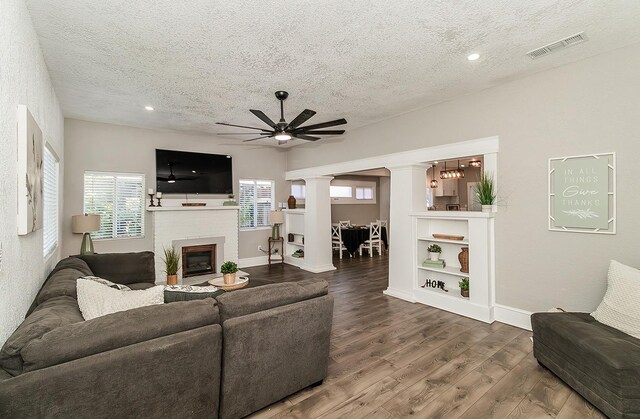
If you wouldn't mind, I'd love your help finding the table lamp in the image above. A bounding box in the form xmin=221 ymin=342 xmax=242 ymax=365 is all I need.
xmin=72 ymin=214 xmax=101 ymax=255
xmin=270 ymin=210 xmax=284 ymax=240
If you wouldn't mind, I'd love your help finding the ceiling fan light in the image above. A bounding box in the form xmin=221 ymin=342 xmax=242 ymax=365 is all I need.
xmin=168 ymin=174 xmax=176 ymax=183
xmin=275 ymin=132 xmax=291 ymax=141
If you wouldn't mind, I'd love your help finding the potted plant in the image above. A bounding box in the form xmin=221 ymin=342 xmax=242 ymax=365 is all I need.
xmin=220 ymin=261 xmax=238 ymax=285
xmin=427 ymin=244 xmax=442 ymax=261
xmin=223 ymin=194 xmax=237 ymax=206
xmin=459 ymin=277 xmax=470 ymax=298
xmin=475 ymin=171 xmax=496 ymax=212
xmin=162 ymin=246 xmax=180 ymax=285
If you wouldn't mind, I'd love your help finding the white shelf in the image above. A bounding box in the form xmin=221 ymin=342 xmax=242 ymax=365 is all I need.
xmin=417 ymin=237 xmax=469 ymax=245
xmin=288 ymin=242 xmax=305 ymax=247
xmin=418 ymin=265 xmax=468 ymax=277
xmin=416 ymin=286 xmax=469 ymax=301
xmin=283 ymin=209 xmax=305 ymax=214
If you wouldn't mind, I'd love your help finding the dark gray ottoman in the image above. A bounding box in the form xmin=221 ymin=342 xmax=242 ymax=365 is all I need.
xmin=531 ymin=312 xmax=640 ymax=419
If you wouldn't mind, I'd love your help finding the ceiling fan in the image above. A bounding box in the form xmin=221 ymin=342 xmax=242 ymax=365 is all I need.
xmin=216 ymin=91 xmax=347 ymax=144
xmin=157 ymin=162 xmax=199 ymax=183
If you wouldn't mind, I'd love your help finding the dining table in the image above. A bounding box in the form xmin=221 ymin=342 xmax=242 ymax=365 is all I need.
xmin=340 ymin=226 xmax=388 ymax=255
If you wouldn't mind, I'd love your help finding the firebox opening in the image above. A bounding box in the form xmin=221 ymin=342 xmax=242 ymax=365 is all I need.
xmin=182 ymin=244 xmax=216 ymax=278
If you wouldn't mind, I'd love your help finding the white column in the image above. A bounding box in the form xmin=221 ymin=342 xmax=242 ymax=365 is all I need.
xmin=302 ymin=176 xmax=336 ymax=273
xmin=384 ymin=164 xmax=428 ymax=301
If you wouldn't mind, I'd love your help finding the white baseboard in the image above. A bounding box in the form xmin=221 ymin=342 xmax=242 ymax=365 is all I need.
xmin=383 ymin=288 xmax=416 ymax=303
xmin=238 ymin=256 xmax=269 ymax=268
xmin=301 ymin=264 xmax=336 ymax=273
xmin=494 ymin=304 xmax=532 ymax=331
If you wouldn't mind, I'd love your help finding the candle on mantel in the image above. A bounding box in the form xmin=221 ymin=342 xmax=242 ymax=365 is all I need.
xmin=156 ymin=192 xmax=163 ymax=198
xmin=148 ymin=188 xmax=154 ymax=195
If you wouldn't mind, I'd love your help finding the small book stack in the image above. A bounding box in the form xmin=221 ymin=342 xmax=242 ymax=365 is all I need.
xmin=423 ymin=259 xmax=446 ymax=268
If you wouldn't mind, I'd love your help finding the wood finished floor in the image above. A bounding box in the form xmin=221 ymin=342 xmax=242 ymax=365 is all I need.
xmin=243 ymin=254 xmax=604 ymax=419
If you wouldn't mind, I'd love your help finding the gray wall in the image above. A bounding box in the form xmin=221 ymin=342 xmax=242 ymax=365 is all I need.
xmin=0 ymin=0 xmax=65 ymax=344
xmin=287 ymin=42 xmax=640 ymax=313
xmin=63 ymin=119 xmax=288 ymax=259
xmin=330 ymin=176 xmax=381 ymax=225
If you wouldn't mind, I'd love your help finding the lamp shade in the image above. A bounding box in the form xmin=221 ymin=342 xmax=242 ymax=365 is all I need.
xmin=270 ymin=210 xmax=284 ymax=225
xmin=72 ymin=214 xmax=101 ymax=233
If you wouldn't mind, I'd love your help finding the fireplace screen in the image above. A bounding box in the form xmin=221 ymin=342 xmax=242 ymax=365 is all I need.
xmin=182 ymin=244 xmax=216 ymax=278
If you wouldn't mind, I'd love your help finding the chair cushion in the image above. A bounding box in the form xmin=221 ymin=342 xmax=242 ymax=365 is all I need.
xmin=532 ymin=312 xmax=640 ymax=394
xmin=592 ymin=260 xmax=640 ymax=339
xmin=0 ymin=296 xmax=84 ymax=376
xmin=74 ymin=251 xmax=156 ymax=285
xmin=215 ymin=279 xmax=328 ymax=323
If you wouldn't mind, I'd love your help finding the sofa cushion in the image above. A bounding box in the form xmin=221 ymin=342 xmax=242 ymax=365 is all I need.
xmin=80 ymin=276 xmax=131 ymax=291
xmin=532 ymin=312 xmax=640 ymax=393
xmin=76 ymin=279 xmax=164 ymax=320
xmin=36 ymin=268 xmax=88 ymax=304
xmin=21 ymin=299 xmax=220 ymax=373
xmin=592 ymin=260 xmax=640 ymax=339
xmin=0 ymin=296 xmax=84 ymax=376
xmin=164 ymin=285 xmax=224 ymax=303
xmin=74 ymin=251 xmax=156 ymax=285
xmin=215 ymin=278 xmax=328 ymax=322
xmin=128 ymin=282 xmax=155 ymax=290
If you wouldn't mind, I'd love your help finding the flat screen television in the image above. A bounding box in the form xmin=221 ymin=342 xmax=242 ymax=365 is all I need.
xmin=155 ymin=149 xmax=233 ymax=195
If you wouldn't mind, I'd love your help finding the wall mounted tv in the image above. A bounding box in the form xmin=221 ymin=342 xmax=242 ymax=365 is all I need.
xmin=155 ymin=149 xmax=233 ymax=195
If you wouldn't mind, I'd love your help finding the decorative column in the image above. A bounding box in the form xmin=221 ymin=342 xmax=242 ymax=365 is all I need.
xmin=384 ymin=164 xmax=428 ymax=301
xmin=301 ymin=176 xmax=336 ymax=273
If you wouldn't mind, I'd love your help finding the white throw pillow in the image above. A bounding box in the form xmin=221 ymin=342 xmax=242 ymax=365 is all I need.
xmin=591 ymin=260 xmax=640 ymax=339
xmin=76 ymin=278 xmax=164 ymax=321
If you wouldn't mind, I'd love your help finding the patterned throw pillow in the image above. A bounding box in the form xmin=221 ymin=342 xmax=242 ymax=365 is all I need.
xmin=76 ymin=278 xmax=164 ymax=320
xmin=79 ymin=276 xmax=131 ymax=291
xmin=591 ymin=260 xmax=640 ymax=339
xmin=164 ymin=285 xmax=224 ymax=303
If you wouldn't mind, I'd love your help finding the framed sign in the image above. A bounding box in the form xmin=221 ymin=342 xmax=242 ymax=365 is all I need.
xmin=548 ymin=153 xmax=616 ymax=234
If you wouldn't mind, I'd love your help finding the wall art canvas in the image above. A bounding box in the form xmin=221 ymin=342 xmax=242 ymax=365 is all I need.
xmin=17 ymin=105 xmax=43 ymax=235
xmin=548 ymin=152 xmax=616 ymax=234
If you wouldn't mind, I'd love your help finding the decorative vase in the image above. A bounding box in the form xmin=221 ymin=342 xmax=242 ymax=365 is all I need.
xmin=288 ymin=195 xmax=297 ymax=209
xmin=288 ymin=233 xmax=294 ymax=242
xmin=461 ymin=289 xmax=469 ymax=298
xmin=482 ymin=205 xmax=492 ymax=213
xmin=458 ymin=247 xmax=469 ymax=273
xmin=223 ymin=273 xmax=236 ymax=285
xmin=166 ymin=274 xmax=178 ymax=286
xmin=429 ymin=252 xmax=440 ymax=261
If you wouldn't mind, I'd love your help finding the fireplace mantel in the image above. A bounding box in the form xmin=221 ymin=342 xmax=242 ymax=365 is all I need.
xmin=147 ymin=206 xmax=239 ymax=212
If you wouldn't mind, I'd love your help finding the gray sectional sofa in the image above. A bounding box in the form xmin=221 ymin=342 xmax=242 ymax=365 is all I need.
xmin=0 ymin=252 xmax=334 ymax=418
xmin=532 ymin=312 xmax=640 ymax=419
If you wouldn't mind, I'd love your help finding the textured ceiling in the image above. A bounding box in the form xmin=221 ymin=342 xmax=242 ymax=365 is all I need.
xmin=26 ymin=0 xmax=640 ymax=148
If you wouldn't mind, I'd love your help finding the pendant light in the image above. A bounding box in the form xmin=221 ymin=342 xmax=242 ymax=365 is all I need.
xmin=429 ymin=164 xmax=438 ymax=188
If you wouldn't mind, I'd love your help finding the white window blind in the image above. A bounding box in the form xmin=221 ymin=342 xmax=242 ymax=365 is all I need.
xmin=84 ymin=172 xmax=145 ymax=239
xmin=356 ymin=186 xmax=374 ymax=200
xmin=330 ymin=185 xmax=353 ymax=198
xmin=43 ymin=147 xmax=59 ymax=257
xmin=240 ymin=179 xmax=274 ymax=229
xmin=291 ymin=183 xmax=305 ymax=200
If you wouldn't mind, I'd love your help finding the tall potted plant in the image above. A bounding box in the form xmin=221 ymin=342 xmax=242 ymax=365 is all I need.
xmin=162 ymin=246 xmax=180 ymax=285
xmin=220 ymin=261 xmax=238 ymax=285
xmin=475 ymin=171 xmax=496 ymax=212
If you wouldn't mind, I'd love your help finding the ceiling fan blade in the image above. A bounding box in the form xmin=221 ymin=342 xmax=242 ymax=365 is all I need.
xmin=293 ymin=134 xmax=320 ymax=141
xmin=301 ymin=130 xmax=345 ymax=135
xmin=294 ymin=118 xmax=347 ymax=132
xmin=243 ymin=136 xmax=271 ymax=142
xmin=216 ymin=132 xmax=272 ymax=135
xmin=250 ymin=110 xmax=277 ymax=128
xmin=287 ymin=109 xmax=316 ymax=129
xmin=216 ymin=122 xmax=269 ymax=131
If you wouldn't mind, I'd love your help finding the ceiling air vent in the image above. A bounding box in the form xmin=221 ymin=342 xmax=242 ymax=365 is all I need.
xmin=526 ymin=32 xmax=588 ymax=59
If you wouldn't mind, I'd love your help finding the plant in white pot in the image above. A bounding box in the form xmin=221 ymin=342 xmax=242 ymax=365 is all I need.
xmin=220 ymin=261 xmax=238 ymax=285
xmin=427 ymin=244 xmax=442 ymax=261
xmin=475 ymin=172 xmax=496 ymax=212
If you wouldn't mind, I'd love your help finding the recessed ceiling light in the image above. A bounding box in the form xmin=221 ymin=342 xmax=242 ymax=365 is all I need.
xmin=144 ymin=105 xmax=154 ymax=111
xmin=467 ymin=53 xmax=480 ymax=61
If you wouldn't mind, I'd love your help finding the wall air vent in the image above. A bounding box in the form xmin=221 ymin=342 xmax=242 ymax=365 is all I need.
xmin=526 ymin=32 xmax=588 ymax=59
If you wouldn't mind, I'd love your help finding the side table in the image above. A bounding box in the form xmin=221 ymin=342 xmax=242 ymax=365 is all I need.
xmin=268 ymin=237 xmax=284 ymax=265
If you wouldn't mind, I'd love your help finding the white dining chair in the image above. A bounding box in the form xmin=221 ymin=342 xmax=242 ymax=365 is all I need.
xmin=338 ymin=220 xmax=351 ymax=229
xmin=359 ymin=221 xmax=383 ymax=257
xmin=332 ymin=223 xmax=348 ymax=259
xmin=376 ymin=219 xmax=388 ymax=252
xmin=376 ymin=219 xmax=388 ymax=228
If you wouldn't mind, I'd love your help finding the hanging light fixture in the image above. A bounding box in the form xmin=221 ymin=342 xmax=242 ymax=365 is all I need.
xmin=440 ymin=160 xmax=466 ymax=179
xmin=429 ymin=164 xmax=438 ymax=188
xmin=469 ymin=159 xmax=481 ymax=168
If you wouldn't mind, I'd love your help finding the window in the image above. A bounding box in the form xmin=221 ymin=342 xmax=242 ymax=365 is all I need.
xmin=356 ymin=186 xmax=374 ymax=200
xmin=84 ymin=172 xmax=145 ymax=239
xmin=291 ymin=183 xmax=305 ymax=200
xmin=330 ymin=185 xmax=353 ymax=198
xmin=43 ymin=146 xmax=59 ymax=257
xmin=239 ymin=179 xmax=274 ymax=229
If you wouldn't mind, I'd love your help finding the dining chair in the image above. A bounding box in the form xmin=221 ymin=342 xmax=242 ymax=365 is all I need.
xmin=376 ymin=219 xmax=388 ymax=252
xmin=359 ymin=221 xmax=383 ymax=257
xmin=332 ymin=223 xmax=348 ymax=259
xmin=376 ymin=219 xmax=388 ymax=228
xmin=338 ymin=220 xmax=351 ymax=229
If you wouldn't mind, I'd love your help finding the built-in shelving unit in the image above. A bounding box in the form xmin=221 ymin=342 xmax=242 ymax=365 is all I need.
xmin=411 ymin=211 xmax=495 ymax=323
xmin=283 ymin=209 xmax=306 ymax=268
